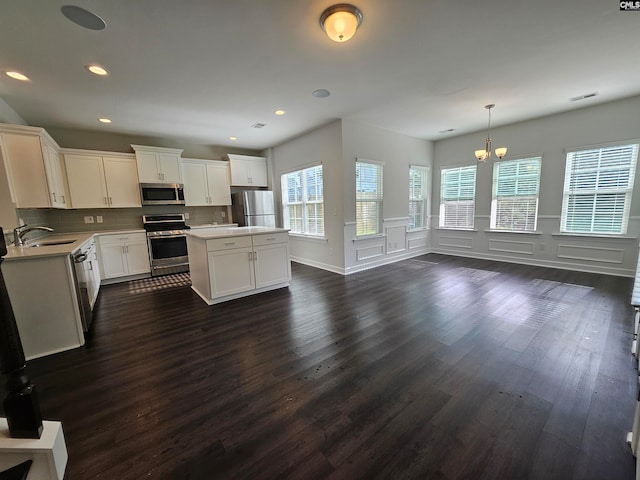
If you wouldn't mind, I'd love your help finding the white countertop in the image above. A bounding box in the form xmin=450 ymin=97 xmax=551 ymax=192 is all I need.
xmin=186 ymin=226 xmax=288 ymax=240
xmin=188 ymin=223 xmax=237 ymax=229
xmin=3 ymin=229 xmax=145 ymax=261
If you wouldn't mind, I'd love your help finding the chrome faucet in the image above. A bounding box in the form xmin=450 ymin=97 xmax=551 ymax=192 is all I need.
xmin=13 ymin=225 xmax=54 ymax=246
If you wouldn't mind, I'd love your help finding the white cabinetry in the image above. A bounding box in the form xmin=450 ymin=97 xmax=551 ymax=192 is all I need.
xmin=63 ymin=150 xmax=141 ymax=208
xmin=132 ymin=145 xmax=183 ymax=184
xmin=182 ymin=158 xmax=231 ymax=206
xmin=188 ymin=228 xmax=291 ymax=305
xmin=0 ymin=124 xmax=69 ymax=209
xmin=227 ymin=154 xmax=268 ymax=187
xmin=97 ymin=232 xmax=150 ymax=280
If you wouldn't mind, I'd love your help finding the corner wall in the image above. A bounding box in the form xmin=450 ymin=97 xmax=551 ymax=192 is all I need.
xmin=340 ymin=120 xmax=433 ymax=273
xmin=432 ymin=95 xmax=640 ymax=276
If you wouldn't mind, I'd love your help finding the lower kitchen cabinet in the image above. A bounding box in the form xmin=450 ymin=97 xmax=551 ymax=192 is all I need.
xmin=97 ymin=232 xmax=150 ymax=280
xmin=187 ymin=228 xmax=291 ymax=305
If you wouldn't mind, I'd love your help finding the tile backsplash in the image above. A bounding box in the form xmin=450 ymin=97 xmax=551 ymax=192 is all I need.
xmin=16 ymin=205 xmax=232 ymax=235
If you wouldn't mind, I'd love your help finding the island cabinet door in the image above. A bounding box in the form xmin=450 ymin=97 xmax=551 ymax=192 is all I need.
xmin=208 ymin=247 xmax=255 ymax=298
xmin=253 ymin=242 xmax=291 ymax=289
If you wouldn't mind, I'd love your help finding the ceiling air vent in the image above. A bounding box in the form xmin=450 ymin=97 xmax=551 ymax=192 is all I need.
xmin=251 ymin=123 xmax=266 ymax=129
xmin=570 ymin=92 xmax=598 ymax=102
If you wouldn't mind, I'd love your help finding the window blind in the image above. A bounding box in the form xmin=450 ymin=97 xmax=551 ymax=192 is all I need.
xmin=439 ymin=165 xmax=476 ymax=229
xmin=491 ymin=157 xmax=541 ymax=231
xmin=356 ymin=161 xmax=383 ymax=236
xmin=561 ymin=143 xmax=639 ymax=234
xmin=409 ymin=165 xmax=428 ymax=230
xmin=281 ymin=165 xmax=324 ymax=236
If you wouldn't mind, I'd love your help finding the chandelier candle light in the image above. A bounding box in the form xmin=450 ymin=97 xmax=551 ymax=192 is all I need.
xmin=475 ymin=104 xmax=507 ymax=162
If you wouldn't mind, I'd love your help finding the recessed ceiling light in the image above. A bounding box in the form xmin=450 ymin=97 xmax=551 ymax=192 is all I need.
xmin=312 ymin=89 xmax=331 ymax=98
xmin=98 ymin=118 xmax=112 ymax=124
xmin=61 ymin=5 xmax=106 ymax=30
xmin=274 ymin=110 xmax=286 ymax=116
xmin=229 ymin=136 xmax=237 ymax=141
xmin=86 ymin=65 xmax=108 ymax=76
xmin=6 ymin=71 xmax=30 ymax=81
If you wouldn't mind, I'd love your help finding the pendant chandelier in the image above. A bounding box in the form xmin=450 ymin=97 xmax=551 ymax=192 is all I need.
xmin=475 ymin=104 xmax=507 ymax=162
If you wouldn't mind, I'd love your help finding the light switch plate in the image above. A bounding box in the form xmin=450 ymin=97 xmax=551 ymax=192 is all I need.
xmin=96 ymin=216 xmax=103 ymax=223
xmin=84 ymin=216 xmax=94 ymax=224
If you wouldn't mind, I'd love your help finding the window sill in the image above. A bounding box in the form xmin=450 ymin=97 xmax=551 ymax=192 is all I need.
xmin=407 ymin=227 xmax=429 ymax=233
xmin=435 ymin=228 xmax=478 ymax=232
xmin=353 ymin=234 xmax=386 ymax=242
xmin=288 ymin=233 xmax=328 ymax=242
xmin=485 ymin=229 xmax=543 ymax=235
xmin=551 ymin=232 xmax=637 ymax=240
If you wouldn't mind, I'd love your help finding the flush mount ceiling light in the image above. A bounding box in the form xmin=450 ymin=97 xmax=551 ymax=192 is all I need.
xmin=229 ymin=136 xmax=238 ymax=141
xmin=474 ymin=104 xmax=507 ymax=163
xmin=86 ymin=65 xmax=108 ymax=76
xmin=320 ymin=4 xmax=363 ymax=42
xmin=98 ymin=118 xmax=111 ymax=124
xmin=5 ymin=71 xmax=30 ymax=81
xmin=312 ymin=89 xmax=331 ymax=98
xmin=61 ymin=5 xmax=106 ymax=30
xmin=274 ymin=110 xmax=286 ymax=116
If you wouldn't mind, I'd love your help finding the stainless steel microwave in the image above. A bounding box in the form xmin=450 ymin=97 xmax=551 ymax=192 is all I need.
xmin=140 ymin=183 xmax=185 ymax=206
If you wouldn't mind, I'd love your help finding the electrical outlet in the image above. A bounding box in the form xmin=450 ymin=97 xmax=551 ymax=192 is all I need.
xmin=221 ymin=211 xmax=226 ymax=217
xmin=96 ymin=216 xmax=103 ymax=223
xmin=184 ymin=212 xmax=190 ymax=219
xmin=84 ymin=216 xmax=94 ymax=224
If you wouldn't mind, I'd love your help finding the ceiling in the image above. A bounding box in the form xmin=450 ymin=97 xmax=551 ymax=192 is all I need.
xmin=1 ymin=0 xmax=639 ymax=150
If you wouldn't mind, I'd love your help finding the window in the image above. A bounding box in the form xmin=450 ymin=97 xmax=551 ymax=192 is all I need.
xmin=490 ymin=157 xmax=542 ymax=232
xmin=356 ymin=160 xmax=383 ymax=236
xmin=561 ymin=143 xmax=639 ymax=234
xmin=409 ymin=165 xmax=429 ymax=230
xmin=439 ymin=165 xmax=476 ymax=229
xmin=281 ymin=165 xmax=324 ymax=236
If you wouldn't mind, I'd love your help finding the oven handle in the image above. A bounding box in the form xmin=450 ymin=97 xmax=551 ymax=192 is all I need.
xmin=147 ymin=234 xmax=187 ymax=239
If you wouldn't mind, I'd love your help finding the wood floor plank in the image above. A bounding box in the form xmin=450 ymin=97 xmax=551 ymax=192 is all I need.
xmin=1 ymin=254 xmax=636 ymax=479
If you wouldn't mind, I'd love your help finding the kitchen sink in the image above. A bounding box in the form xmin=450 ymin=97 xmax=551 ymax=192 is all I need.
xmin=28 ymin=240 xmax=77 ymax=247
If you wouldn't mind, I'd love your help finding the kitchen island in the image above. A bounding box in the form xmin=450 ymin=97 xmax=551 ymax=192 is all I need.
xmin=187 ymin=226 xmax=291 ymax=305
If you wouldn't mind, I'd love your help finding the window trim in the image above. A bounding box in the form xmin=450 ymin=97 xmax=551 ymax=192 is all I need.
xmin=355 ymin=158 xmax=384 ymax=238
xmin=409 ymin=164 xmax=430 ymax=231
xmin=490 ymin=155 xmax=542 ymax=233
xmin=280 ymin=164 xmax=324 ymax=237
xmin=560 ymin=142 xmax=639 ymax=236
xmin=439 ymin=164 xmax=477 ymax=230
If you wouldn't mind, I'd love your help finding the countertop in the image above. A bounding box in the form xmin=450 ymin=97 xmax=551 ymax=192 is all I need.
xmin=188 ymin=223 xmax=237 ymax=229
xmin=3 ymin=229 xmax=145 ymax=261
xmin=186 ymin=226 xmax=288 ymax=240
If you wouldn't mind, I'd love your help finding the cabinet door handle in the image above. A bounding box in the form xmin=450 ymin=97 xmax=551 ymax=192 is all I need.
xmin=248 ymin=177 xmax=252 ymax=183
xmin=109 ymin=197 xmax=113 ymax=205
xmin=248 ymin=251 xmax=252 ymax=261
xmin=60 ymin=195 xmax=65 ymax=203
xmin=253 ymin=251 xmax=257 ymax=260
xmin=224 ymin=242 xmax=235 ymax=246
xmin=88 ymin=262 xmax=93 ymax=271
xmin=266 ymin=237 xmax=276 ymax=241
xmin=52 ymin=193 xmax=57 ymax=202
xmin=105 ymin=197 xmax=109 ymax=205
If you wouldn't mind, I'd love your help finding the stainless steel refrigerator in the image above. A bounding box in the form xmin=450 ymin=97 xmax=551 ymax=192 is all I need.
xmin=231 ymin=190 xmax=276 ymax=227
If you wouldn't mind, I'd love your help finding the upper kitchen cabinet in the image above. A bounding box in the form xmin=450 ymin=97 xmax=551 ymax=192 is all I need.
xmin=0 ymin=124 xmax=69 ymax=209
xmin=63 ymin=149 xmax=141 ymax=208
xmin=227 ymin=154 xmax=268 ymax=187
xmin=182 ymin=158 xmax=231 ymax=206
xmin=132 ymin=145 xmax=183 ymax=184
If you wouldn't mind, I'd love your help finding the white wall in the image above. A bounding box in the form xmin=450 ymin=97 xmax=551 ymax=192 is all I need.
xmin=0 ymin=98 xmax=26 ymax=126
xmin=272 ymin=120 xmax=345 ymax=273
xmin=432 ymin=95 xmax=640 ymax=276
xmin=341 ymin=120 xmax=433 ymax=273
xmin=271 ymin=119 xmax=434 ymax=274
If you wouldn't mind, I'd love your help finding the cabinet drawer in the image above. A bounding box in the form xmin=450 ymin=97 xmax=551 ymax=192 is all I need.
xmin=252 ymin=232 xmax=289 ymax=246
xmin=206 ymin=235 xmax=252 ymax=252
xmin=97 ymin=232 xmax=146 ymax=246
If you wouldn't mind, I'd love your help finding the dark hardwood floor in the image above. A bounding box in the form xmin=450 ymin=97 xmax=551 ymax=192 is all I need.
xmin=2 ymin=254 xmax=638 ymax=479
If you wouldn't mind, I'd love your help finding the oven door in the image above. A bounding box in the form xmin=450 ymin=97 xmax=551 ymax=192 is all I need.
xmin=147 ymin=234 xmax=189 ymax=276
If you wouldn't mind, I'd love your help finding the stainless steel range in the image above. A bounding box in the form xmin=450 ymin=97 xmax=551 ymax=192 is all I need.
xmin=143 ymin=214 xmax=190 ymax=277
